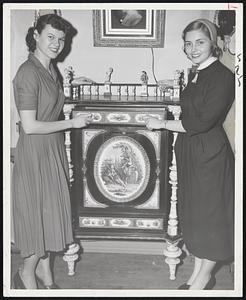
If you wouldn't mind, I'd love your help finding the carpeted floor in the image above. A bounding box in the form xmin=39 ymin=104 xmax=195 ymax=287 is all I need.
xmin=11 ymin=251 xmax=234 ymax=290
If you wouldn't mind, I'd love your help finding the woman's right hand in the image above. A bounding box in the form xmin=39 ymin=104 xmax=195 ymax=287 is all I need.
xmin=145 ymin=117 xmax=164 ymax=130
xmin=72 ymin=113 xmax=93 ymax=128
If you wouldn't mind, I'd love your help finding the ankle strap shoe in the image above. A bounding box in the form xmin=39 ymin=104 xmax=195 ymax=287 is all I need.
xmin=36 ymin=275 xmax=60 ymax=289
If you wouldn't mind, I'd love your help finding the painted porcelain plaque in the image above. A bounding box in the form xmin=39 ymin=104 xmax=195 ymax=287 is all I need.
xmin=94 ymin=136 xmax=150 ymax=202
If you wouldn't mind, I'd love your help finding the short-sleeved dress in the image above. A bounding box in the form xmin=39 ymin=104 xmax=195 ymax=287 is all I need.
xmin=175 ymin=60 xmax=235 ymax=261
xmin=12 ymin=53 xmax=73 ymax=258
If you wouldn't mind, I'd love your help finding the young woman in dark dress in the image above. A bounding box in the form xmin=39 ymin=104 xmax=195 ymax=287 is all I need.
xmin=12 ymin=14 xmax=92 ymax=289
xmin=146 ymin=19 xmax=234 ymax=290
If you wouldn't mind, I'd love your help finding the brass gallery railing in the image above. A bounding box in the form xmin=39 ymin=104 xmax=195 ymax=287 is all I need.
xmin=64 ymin=82 xmax=181 ymax=102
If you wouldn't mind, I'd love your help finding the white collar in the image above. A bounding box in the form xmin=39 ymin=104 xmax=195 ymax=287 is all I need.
xmin=197 ymin=57 xmax=218 ymax=71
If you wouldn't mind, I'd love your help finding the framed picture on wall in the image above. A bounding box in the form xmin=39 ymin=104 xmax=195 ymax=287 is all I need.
xmin=93 ymin=10 xmax=165 ymax=48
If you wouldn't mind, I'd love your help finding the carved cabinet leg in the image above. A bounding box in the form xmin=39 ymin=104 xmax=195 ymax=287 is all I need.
xmin=164 ymin=105 xmax=182 ymax=280
xmin=163 ymin=240 xmax=182 ymax=280
xmin=63 ymin=243 xmax=80 ymax=276
xmin=63 ymin=104 xmax=76 ymax=186
xmin=63 ymin=104 xmax=81 ymax=276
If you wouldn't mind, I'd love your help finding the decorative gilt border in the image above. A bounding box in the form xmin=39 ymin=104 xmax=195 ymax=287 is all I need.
xmin=79 ymin=216 xmax=163 ymax=230
xmin=93 ymin=135 xmax=150 ymax=202
xmin=93 ymin=10 xmax=165 ymax=48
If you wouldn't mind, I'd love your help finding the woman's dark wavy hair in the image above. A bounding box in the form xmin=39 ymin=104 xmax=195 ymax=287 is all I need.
xmin=182 ymin=21 xmax=223 ymax=58
xmin=26 ymin=14 xmax=71 ymax=52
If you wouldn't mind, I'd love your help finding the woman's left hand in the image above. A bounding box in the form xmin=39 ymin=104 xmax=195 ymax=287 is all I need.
xmin=145 ymin=117 xmax=164 ymax=130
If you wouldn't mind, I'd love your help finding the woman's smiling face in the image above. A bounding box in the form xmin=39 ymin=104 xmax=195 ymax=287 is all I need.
xmin=184 ymin=29 xmax=213 ymax=65
xmin=34 ymin=24 xmax=65 ymax=61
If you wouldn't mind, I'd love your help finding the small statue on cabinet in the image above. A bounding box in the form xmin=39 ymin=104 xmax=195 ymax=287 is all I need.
xmin=63 ymin=66 xmax=75 ymax=97
xmin=173 ymin=70 xmax=181 ymax=86
xmin=140 ymin=71 xmax=149 ymax=85
xmin=104 ymin=67 xmax=113 ymax=96
xmin=64 ymin=66 xmax=75 ymax=85
xmin=179 ymin=69 xmax=186 ymax=91
xmin=140 ymin=71 xmax=148 ymax=96
xmin=105 ymin=67 xmax=113 ymax=83
xmin=172 ymin=69 xmax=185 ymax=100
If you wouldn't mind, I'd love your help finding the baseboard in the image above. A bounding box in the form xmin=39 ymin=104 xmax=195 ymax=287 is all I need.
xmin=79 ymin=240 xmax=167 ymax=255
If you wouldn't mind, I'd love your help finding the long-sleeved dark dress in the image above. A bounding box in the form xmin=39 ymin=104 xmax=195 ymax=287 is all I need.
xmin=12 ymin=54 xmax=73 ymax=258
xmin=175 ymin=60 xmax=235 ymax=261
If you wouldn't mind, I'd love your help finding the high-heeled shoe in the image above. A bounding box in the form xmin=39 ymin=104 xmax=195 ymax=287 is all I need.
xmin=36 ymin=275 xmax=60 ymax=289
xmin=204 ymin=276 xmax=216 ymax=290
xmin=177 ymin=283 xmax=190 ymax=289
xmin=12 ymin=271 xmax=26 ymax=289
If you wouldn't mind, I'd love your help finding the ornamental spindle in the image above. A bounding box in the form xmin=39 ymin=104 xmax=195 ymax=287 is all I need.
xmin=63 ymin=103 xmax=80 ymax=276
xmin=163 ymin=105 xmax=182 ymax=280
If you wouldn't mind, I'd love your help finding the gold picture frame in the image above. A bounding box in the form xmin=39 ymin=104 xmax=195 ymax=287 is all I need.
xmin=93 ymin=10 xmax=165 ymax=48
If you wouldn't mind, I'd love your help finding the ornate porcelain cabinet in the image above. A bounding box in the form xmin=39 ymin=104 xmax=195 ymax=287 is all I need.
xmin=63 ymin=80 xmax=182 ymax=280
xmin=70 ymin=100 xmax=170 ymax=238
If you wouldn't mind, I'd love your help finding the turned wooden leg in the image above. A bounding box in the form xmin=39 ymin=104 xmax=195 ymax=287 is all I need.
xmin=163 ymin=239 xmax=182 ymax=280
xmin=63 ymin=104 xmax=79 ymax=276
xmin=164 ymin=105 xmax=182 ymax=280
xmin=63 ymin=243 xmax=80 ymax=276
xmin=63 ymin=104 xmax=76 ymax=186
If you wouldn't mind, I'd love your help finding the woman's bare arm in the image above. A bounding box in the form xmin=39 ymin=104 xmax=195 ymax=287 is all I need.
xmin=20 ymin=110 xmax=92 ymax=134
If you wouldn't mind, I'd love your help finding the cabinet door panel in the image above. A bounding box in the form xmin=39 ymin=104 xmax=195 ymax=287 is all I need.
xmin=70 ymin=110 xmax=171 ymax=240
